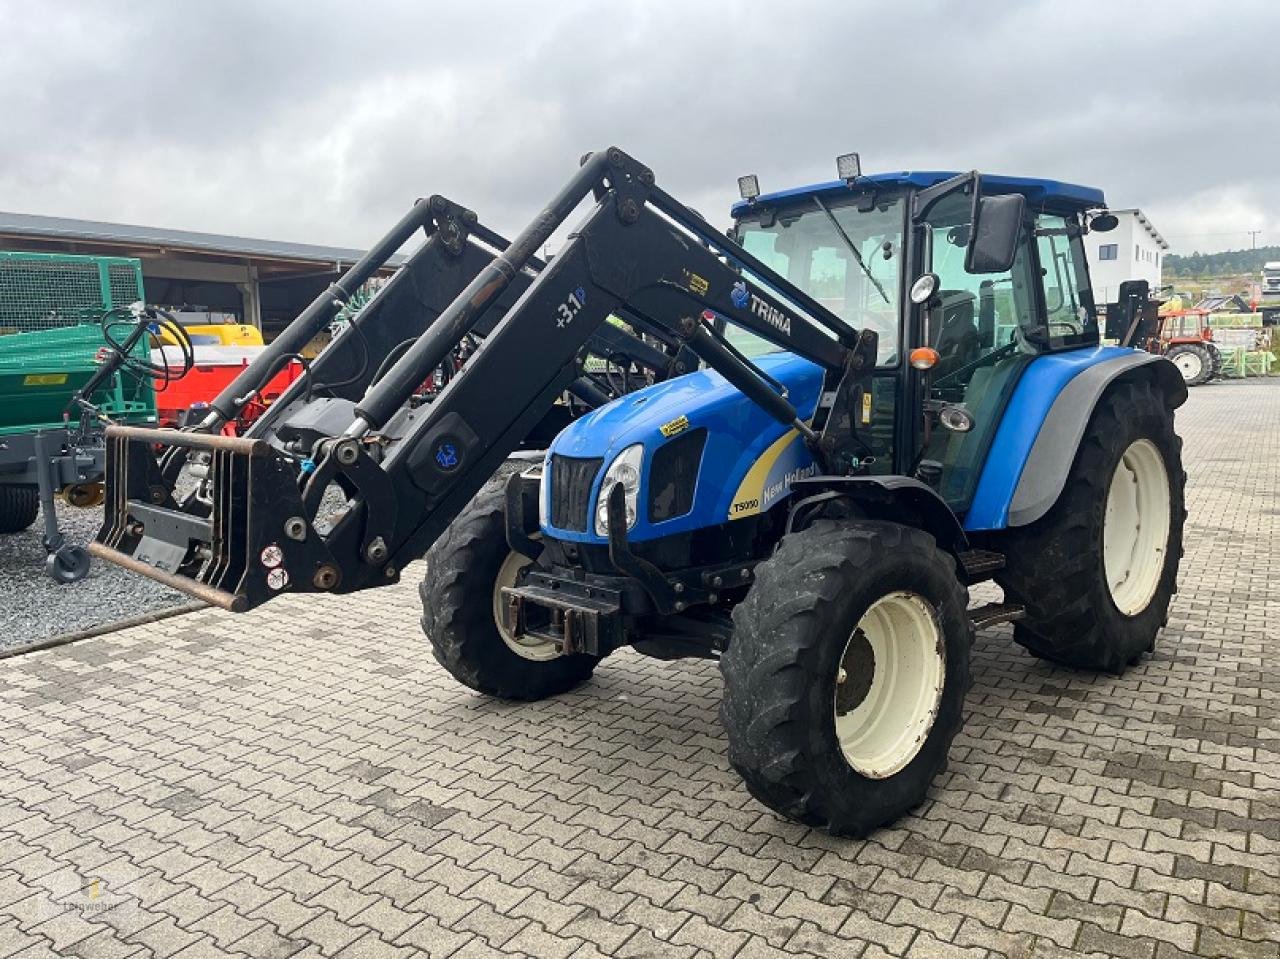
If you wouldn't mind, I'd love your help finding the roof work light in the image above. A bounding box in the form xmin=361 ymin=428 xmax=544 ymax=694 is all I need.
xmin=836 ymin=153 xmax=861 ymax=184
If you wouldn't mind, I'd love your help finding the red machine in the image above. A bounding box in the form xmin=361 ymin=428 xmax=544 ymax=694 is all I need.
xmin=153 ymin=347 xmax=304 ymax=433
xmin=1156 ymin=308 xmax=1222 ymax=386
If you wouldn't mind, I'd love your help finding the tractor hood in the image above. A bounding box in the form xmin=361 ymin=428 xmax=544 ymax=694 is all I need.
xmin=542 ymin=352 xmax=825 ymax=543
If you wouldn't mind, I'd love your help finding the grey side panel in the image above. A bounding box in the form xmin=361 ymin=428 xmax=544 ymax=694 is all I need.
xmin=1008 ymin=353 xmax=1181 ymax=527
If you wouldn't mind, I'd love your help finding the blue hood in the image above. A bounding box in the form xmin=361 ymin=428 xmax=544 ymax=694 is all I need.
xmin=543 ymin=352 xmax=824 ymax=543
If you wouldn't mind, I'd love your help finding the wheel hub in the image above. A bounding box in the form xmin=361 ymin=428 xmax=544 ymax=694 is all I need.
xmin=492 ymin=543 xmax=561 ymax=662
xmin=1103 ymin=438 xmax=1172 ymax=616
xmin=833 ymin=591 xmax=946 ymax=779
xmin=1172 ymin=351 xmax=1202 ymax=381
xmin=836 ymin=631 xmax=876 ymax=715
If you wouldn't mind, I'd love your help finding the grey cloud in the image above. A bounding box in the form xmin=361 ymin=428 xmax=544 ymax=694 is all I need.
xmin=2 ymin=0 xmax=1275 ymax=253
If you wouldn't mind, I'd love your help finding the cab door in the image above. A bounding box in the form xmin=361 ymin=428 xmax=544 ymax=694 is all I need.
xmin=912 ymin=190 xmax=1040 ymax=511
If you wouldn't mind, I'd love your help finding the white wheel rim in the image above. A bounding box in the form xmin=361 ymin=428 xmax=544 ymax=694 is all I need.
xmin=1103 ymin=438 xmax=1171 ymax=616
xmin=1172 ymin=351 xmax=1202 ymax=381
xmin=834 ymin=591 xmax=946 ymax=779
xmin=492 ymin=541 xmax=560 ymax=662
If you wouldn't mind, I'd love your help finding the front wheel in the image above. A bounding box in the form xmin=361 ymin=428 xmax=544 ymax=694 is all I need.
xmin=721 ymin=520 xmax=971 ymax=837
xmin=420 ymin=474 xmax=600 ymax=700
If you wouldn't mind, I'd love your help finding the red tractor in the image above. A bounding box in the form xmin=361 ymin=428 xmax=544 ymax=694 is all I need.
xmin=1158 ymin=307 xmax=1222 ymax=387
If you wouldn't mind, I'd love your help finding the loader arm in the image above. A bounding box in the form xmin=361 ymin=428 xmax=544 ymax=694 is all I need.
xmin=93 ymin=147 xmax=874 ymax=612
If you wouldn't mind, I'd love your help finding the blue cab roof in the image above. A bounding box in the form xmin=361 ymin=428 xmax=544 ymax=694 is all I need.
xmin=730 ymin=170 xmax=1105 ymax=218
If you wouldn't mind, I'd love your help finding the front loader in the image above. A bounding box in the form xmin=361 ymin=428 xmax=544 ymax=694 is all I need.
xmin=94 ymin=148 xmax=1188 ymax=836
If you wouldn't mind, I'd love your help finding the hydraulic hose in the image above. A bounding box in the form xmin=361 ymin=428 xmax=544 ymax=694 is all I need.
xmin=70 ymin=307 xmax=195 ymax=418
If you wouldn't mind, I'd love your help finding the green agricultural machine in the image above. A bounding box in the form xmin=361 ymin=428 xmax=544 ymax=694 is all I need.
xmin=0 ymin=252 xmax=160 ymax=581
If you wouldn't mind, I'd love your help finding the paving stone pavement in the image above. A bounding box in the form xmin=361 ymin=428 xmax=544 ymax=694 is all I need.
xmin=0 ymin=379 xmax=1276 ymax=959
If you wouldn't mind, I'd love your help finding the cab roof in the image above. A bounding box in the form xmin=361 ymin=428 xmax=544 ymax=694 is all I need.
xmin=730 ymin=171 xmax=1105 ymax=218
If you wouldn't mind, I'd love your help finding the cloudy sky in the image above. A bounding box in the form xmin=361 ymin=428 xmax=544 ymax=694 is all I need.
xmin=2 ymin=1 xmax=1275 ymax=256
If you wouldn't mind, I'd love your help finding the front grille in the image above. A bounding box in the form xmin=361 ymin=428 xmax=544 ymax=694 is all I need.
xmin=648 ymin=428 xmax=706 ymax=523
xmin=550 ymin=455 xmax=603 ymax=532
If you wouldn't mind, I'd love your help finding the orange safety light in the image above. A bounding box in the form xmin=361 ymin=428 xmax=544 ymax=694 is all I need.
xmin=909 ymin=347 xmax=940 ymax=370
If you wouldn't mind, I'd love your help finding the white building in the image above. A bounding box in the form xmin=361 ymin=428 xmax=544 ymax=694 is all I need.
xmin=1085 ymin=208 xmax=1168 ymax=305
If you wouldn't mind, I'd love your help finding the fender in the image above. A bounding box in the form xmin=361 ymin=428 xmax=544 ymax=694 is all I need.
xmin=965 ymin=348 xmax=1186 ymax=531
xmin=788 ymin=475 xmax=969 ymax=554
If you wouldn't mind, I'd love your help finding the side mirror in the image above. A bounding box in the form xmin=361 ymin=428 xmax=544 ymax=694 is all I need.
xmin=966 ymin=193 xmax=1025 ymax=274
xmin=1090 ymin=212 xmax=1119 ymax=232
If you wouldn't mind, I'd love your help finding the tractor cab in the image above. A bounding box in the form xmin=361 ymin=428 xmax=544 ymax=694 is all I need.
xmin=727 ymin=166 xmax=1109 ymax=516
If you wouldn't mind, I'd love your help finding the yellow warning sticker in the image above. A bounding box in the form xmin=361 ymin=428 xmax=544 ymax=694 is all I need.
xmin=861 ymin=390 xmax=873 ymax=425
xmin=659 ymin=414 xmax=689 ymax=438
xmin=24 ymin=373 xmax=68 ymax=386
xmin=684 ymin=271 xmax=709 ymax=297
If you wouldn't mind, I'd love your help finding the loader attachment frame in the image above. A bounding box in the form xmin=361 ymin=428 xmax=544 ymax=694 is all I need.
xmin=94 ymin=147 xmax=874 ymax=611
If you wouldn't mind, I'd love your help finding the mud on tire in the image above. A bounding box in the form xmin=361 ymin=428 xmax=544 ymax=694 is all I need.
xmin=995 ymin=377 xmax=1185 ymax=673
xmin=420 ymin=470 xmax=599 ymax=700
xmin=721 ymin=520 xmax=971 ymax=837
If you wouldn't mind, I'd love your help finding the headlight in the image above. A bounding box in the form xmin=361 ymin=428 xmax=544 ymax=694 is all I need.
xmin=595 ymin=444 xmax=643 ymax=536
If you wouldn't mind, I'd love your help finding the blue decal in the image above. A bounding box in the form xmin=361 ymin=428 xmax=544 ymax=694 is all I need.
xmin=574 ymin=286 xmax=586 ymax=304
xmin=730 ymin=281 xmax=749 ymax=309
xmin=435 ymin=442 xmax=459 ymax=470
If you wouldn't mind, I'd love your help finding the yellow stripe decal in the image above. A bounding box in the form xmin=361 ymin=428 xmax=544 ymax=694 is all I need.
xmin=727 ymin=428 xmax=800 ymax=519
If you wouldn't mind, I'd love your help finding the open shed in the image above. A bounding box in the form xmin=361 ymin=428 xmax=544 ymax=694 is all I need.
xmin=0 ymin=211 xmax=404 ymax=340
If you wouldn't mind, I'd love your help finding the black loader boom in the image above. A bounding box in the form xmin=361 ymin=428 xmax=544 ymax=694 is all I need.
xmin=92 ymin=147 xmax=876 ymax=612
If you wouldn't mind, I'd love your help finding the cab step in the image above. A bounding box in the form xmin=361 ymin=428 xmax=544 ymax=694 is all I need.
xmin=958 ymin=549 xmax=1006 ymax=583
xmin=968 ymin=602 xmax=1026 ymax=630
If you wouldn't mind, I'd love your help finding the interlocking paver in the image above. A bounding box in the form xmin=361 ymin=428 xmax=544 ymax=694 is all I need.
xmin=1 ymin=380 xmax=1277 ymax=957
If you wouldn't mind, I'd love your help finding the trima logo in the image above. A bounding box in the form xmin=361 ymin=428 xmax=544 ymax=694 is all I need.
xmin=435 ymin=442 xmax=460 ymax=470
xmin=749 ymin=294 xmax=792 ymax=336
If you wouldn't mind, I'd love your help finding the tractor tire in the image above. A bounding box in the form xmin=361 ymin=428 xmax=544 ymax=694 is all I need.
xmin=0 ymin=485 xmax=40 ymax=534
xmin=420 ymin=471 xmax=600 ymax=700
xmin=995 ymin=378 xmax=1185 ymax=673
xmin=1207 ymin=343 xmax=1224 ymax=381
xmin=721 ymin=520 xmax=971 ymax=837
xmin=1165 ymin=342 xmax=1213 ymax=386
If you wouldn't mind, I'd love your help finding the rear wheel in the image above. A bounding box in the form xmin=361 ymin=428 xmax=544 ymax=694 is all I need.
xmin=721 ymin=520 xmax=971 ymax=837
xmin=420 ymin=474 xmax=599 ymax=700
xmin=996 ymin=378 xmax=1185 ymax=672
xmin=0 ymin=485 xmax=40 ymax=534
xmin=1206 ymin=342 xmax=1224 ymax=380
xmin=1165 ymin=343 xmax=1212 ymax=386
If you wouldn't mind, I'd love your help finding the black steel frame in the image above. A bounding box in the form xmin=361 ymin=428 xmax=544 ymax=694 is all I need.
xmin=93 ymin=148 xmax=876 ymax=612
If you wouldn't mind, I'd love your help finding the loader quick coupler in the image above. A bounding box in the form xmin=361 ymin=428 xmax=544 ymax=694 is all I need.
xmin=90 ymin=426 xmax=346 ymax=611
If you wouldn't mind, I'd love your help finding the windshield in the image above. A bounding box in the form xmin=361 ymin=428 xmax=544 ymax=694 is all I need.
xmin=733 ymin=195 xmax=905 ymax=364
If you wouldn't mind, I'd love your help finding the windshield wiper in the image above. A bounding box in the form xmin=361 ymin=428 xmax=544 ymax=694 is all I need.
xmin=813 ymin=195 xmax=890 ymax=305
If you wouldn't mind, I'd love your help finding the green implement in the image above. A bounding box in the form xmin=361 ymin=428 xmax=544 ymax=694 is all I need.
xmin=0 ymin=252 xmax=157 ymax=433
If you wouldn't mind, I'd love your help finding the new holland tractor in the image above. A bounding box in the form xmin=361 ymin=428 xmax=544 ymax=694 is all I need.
xmin=92 ymin=148 xmax=1186 ymax=836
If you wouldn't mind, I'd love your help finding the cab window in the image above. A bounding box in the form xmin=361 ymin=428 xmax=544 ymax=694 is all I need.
xmin=1035 ymin=213 xmax=1099 ymax=349
xmin=732 ymin=196 xmax=904 ymax=364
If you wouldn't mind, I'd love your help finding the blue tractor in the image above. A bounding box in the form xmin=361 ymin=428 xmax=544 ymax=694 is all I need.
xmin=94 ymin=149 xmax=1186 ymax=836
